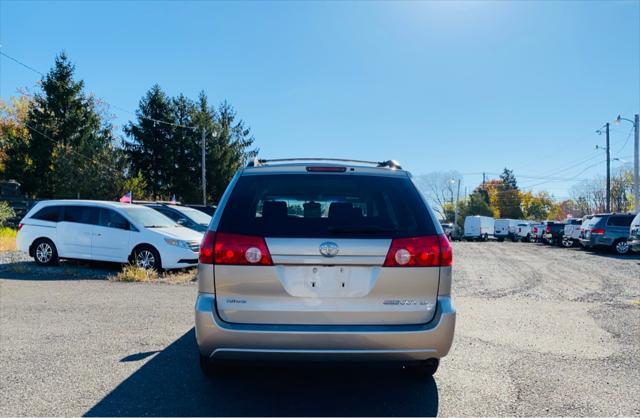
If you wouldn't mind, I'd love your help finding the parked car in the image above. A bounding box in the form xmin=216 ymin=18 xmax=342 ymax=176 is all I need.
xmin=495 ymin=219 xmax=519 ymax=242
xmin=573 ymin=215 xmax=594 ymax=246
xmin=464 ymin=215 xmax=495 ymax=241
xmin=144 ymin=203 xmax=212 ymax=232
xmin=16 ymin=200 xmax=203 ymax=270
xmin=562 ymin=218 xmax=582 ymax=247
xmin=440 ymin=222 xmax=454 ymax=240
xmin=185 ymin=204 xmax=217 ymax=216
xmin=195 ymin=158 xmax=456 ymax=378
xmin=529 ymin=222 xmax=544 ymax=242
xmin=542 ymin=221 xmax=565 ymax=245
xmin=515 ymin=222 xmax=532 ymax=242
xmin=579 ymin=213 xmax=636 ymax=255
xmin=629 ymin=213 xmax=640 ymax=253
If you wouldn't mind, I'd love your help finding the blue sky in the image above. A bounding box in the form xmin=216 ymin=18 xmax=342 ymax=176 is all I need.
xmin=1 ymin=1 xmax=638 ymax=199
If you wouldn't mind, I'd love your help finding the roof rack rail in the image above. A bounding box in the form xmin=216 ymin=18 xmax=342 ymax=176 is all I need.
xmin=247 ymin=158 xmax=402 ymax=169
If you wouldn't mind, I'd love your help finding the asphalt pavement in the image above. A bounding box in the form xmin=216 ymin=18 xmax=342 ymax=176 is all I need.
xmin=0 ymin=242 xmax=638 ymax=416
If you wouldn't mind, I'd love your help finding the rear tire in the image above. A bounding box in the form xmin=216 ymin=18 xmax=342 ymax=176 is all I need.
xmin=406 ymin=358 xmax=439 ymax=378
xmin=32 ymin=238 xmax=59 ymax=266
xmin=613 ymin=239 xmax=630 ymax=255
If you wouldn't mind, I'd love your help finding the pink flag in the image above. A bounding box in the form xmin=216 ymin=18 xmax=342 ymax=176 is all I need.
xmin=119 ymin=191 xmax=132 ymax=203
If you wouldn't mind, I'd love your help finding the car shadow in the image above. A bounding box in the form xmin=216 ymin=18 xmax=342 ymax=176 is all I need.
xmin=85 ymin=328 xmax=439 ymax=417
xmin=0 ymin=259 xmax=120 ymax=281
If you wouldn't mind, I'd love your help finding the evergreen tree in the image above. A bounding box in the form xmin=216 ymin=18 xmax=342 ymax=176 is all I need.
xmin=21 ymin=53 xmax=121 ymax=198
xmin=123 ymin=85 xmax=176 ymax=198
xmin=205 ymin=98 xmax=257 ymax=203
xmin=171 ymin=94 xmax=199 ymax=202
xmin=496 ymin=167 xmax=523 ymax=218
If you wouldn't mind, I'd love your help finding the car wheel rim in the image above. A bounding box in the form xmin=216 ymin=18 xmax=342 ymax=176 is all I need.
xmin=36 ymin=243 xmax=52 ymax=263
xmin=136 ymin=250 xmax=155 ymax=269
xmin=616 ymin=241 xmax=629 ymax=254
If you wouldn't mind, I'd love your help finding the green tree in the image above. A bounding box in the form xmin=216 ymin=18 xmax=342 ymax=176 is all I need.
xmin=204 ymin=98 xmax=258 ymax=203
xmin=496 ymin=168 xmax=523 ymax=218
xmin=0 ymin=96 xmax=31 ymax=184
xmin=124 ymin=85 xmax=176 ymax=198
xmin=19 ymin=53 xmax=122 ymax=198
xmin=120 ymin=171 xmax=149 ymax=200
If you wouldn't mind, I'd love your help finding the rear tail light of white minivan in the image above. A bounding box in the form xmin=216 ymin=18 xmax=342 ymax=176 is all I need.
xmin=383 ymin=235 xmax=452 ymax=267
xmin=199 ymin=231 xmax=273 ymax=265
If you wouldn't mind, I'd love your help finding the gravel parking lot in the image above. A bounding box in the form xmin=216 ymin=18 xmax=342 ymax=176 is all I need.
xmin=1 ymin=242 xmax=639 ymax=416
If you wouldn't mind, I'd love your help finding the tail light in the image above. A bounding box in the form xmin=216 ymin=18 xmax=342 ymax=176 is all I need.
xmin=199 ymin=231 xmax=273 ymax=265
xmin=199 ymin=231 xmax=216 ymax=263
xmin=591 ymin=228 xmax=605 ymax=235
xmin=383 ymin=235 xmax=452 ymax=267
xmin=18 ymin=223 xmax=23 ymax=231
xmin=533 ymin=227 xmax=538 ymax=233
xmin=545 ymin=225 xmax=551 ymax=233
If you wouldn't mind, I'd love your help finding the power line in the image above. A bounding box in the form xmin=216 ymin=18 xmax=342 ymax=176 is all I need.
xmin=23 ymin=122 xmax=123 ymax=175
xmin=0 ymin=50 xmax=197 ymax=130
xmin=0 ymin=51 xmax=45 ymax=76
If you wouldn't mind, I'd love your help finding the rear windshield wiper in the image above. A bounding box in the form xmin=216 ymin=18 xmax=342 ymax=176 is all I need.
xmin=328 ymin=226 xmax=399 ymax=235
xmin=145 ymin=225 xmax=169 ymax=228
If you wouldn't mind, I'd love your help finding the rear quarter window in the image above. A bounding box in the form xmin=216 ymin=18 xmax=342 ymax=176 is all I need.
xmin=31 ymin=206 xmax=61 ymax=222
xmin=607 ymin=216 xmax=634 ymax=227
xmin=217 ymin=173 xmax=437 ymax=238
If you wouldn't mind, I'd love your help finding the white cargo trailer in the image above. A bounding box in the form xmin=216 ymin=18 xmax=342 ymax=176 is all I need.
xmin=464 ymin=216 xmax=495 ymax=241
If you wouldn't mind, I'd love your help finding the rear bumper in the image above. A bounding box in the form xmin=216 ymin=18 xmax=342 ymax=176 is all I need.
xmin=195 ymin=293 xmax=456 ymax=362
xmin=629 ymin=237 xmax=640 ymax=252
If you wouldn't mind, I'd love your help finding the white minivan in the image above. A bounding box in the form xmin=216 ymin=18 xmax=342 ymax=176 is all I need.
xmin=463 ymin=215 xmax=495 ymax=241
xmin=16 ymin=200 xmax=203 ymax=270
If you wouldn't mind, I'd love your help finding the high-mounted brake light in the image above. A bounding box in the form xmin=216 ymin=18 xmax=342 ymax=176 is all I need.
xmin=199 ymin=231 xmax=272 ymax=265
xmin=383 ymin=235 xmax=452 ymax=267
xmin=306 ymin=166 xmax=347 ymax=172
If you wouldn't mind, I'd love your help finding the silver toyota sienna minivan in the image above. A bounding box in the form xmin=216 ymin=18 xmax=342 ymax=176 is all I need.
xmin=195 ymin=158 xmax=456 ymax=377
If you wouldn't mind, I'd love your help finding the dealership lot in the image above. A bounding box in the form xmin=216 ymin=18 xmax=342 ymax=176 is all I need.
xmin=1 ymin=242 xmax=639 ymax=416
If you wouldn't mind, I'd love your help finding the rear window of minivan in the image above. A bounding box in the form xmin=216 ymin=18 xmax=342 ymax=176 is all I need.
xmin=217 ymin=174 xmax=437 ymax=238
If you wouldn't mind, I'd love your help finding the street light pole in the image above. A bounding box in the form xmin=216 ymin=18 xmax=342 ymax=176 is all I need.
xmin=606 ymin=123 xmax=610 ymax=213
xmin=634 ymin=114 xmax=639 ymax=213
xmin=614 ymin=114 xmax=639 ymax=212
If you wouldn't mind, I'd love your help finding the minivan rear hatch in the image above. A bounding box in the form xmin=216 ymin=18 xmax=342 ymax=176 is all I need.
xmin=209 ymin=172 xmax=448 ymax=326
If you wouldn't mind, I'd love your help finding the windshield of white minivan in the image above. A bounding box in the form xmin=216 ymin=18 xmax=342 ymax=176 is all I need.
xmin=172 ymin=206 xmax=211 ymax=225
xmin=121 ymin=206 xmax=177 ymax=228
xmin=217 ymin=174 xmax=437 ymax=238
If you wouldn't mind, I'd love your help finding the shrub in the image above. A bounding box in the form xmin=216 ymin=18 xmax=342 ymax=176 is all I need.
xmin=110 ymin=265 xmax=196 ymax=284
xmin=0 ymin=201 xmax=16 ymax=227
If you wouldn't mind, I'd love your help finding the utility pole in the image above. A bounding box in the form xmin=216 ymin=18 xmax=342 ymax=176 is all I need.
xmin=201 ymin=128 xmax=206 ymax=206
xmin=482 ymin=172 xmax=486 ymax=189
xmin=634 ymin=114 xmax=639 ymax=213
xmin=606 ymin=123 xmax=611 ymax=213
xmin=454 ymin=179 xmax=461 ymax=228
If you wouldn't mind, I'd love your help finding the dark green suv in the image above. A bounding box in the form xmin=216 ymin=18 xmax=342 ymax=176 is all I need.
xmin=579 ymin=213 xmax=636 ymax=255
